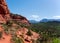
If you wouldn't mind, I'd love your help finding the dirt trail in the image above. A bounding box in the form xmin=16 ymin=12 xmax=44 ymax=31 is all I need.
xmin=0 ymin=33 xmax=11 ymax=43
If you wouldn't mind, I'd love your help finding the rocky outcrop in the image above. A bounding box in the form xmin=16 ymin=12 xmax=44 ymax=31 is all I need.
xmin=0 ymin=0 xmax=40 ymax=43
xmin=16 ymin=28 xmax=39 ymax=43
xmin=10 ymin=13 xmax=30 ymax=26
xmin=0 ymin=0 xmax=10 ymax=23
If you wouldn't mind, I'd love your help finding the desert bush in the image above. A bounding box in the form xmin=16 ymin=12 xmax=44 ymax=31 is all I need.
xmin=52 ymin=38 xmax=60 ymax=43
xmin=0 ymin=32 xmax=2 ymax=38
xmin=26 ymin=30 xmax=32 ymax=36
xmin=12 ymin=35 xmax=24 ymax=43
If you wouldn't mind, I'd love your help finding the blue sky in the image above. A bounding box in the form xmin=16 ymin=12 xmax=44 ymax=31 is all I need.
xmin=6 ymin=0 xmax=60 ymax=21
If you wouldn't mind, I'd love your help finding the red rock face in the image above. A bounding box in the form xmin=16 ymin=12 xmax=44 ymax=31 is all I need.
xmin=10 ymin=13 xmax=30 ymax=25
xmin=0 ymin=33 xmax=11 ymax=43
xmin=0 ymin=0 xmax=10 ymax=23
xmin=0 ymin=0 xmax=12 ymax=43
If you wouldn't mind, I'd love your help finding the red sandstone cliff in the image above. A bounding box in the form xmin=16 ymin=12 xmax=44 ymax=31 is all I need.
xmin=0 ymin=0 xmax=10 ymax=23
xmin=0 ymin=0 xmax=39 ymax=43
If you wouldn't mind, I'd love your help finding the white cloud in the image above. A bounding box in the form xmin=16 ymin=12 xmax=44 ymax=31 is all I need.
xmin=30 ymin=15 xmax=40 ymax=21
xmin=53 ymin=16 xmax=60 ymax=19
xmin=31 ymin=15 xmax=40 ymax=19
xmin=43 ymin=17 xmax=48 ymax=18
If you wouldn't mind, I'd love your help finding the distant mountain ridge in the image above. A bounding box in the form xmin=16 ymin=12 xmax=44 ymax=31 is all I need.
xmin=40 ymin=19 xmax=60 ymax=22
xmin=29 ymin=20 xmax=39 ymax=23
xmin=29 ymin=19 xmax=60 ymax=23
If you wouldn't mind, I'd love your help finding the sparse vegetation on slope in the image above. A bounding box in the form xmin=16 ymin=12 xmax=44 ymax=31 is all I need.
xmin=11 ymin=35 xmax=24 ymax=43
xmin=26 ymin=30 xmax=32 ymax=36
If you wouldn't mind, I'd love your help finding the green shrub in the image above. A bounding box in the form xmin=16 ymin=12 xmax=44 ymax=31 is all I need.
xmin=0 ymin=32 xmax=2 ymax=38
xmin=12 ymin=36 xmax=24 ymax=43
xmin=52 ymin=38 xmax=60 ymax=43
xmin=26 ymin=30 xmax=32 ymax=36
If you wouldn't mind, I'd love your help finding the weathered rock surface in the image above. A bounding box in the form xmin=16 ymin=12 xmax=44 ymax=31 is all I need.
xmin=10 ymin=13 xmax=30 ymax=26
xmin=0 ymin=0 xmax=10 ymax=23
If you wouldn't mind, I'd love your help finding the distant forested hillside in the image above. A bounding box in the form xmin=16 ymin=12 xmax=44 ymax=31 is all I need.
xmin=29 ymin=21 xmax=60 ymax=43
